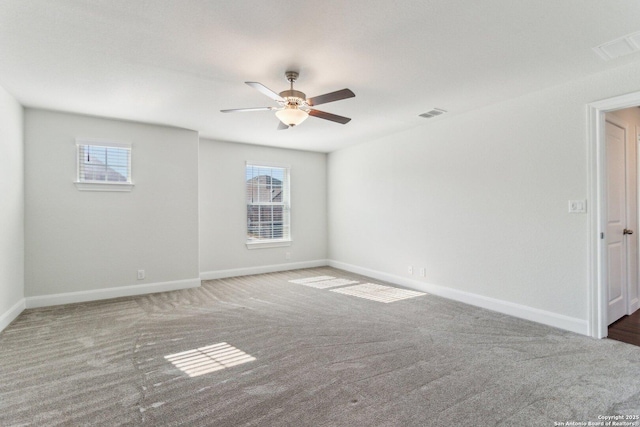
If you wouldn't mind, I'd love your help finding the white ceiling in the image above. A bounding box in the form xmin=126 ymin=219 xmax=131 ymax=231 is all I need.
xmin=1 ymin=1 xmax=640 ymax=153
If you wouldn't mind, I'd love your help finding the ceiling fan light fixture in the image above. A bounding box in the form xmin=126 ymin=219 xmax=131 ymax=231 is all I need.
xmin=222 ymin=71 xmax=354 ymax=128
xmin=276 ymin=107 xmax=308 ymax=127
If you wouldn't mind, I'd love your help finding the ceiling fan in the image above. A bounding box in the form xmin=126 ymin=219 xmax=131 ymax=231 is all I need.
xmin=221 ymin=71 xmax=355 ymax=130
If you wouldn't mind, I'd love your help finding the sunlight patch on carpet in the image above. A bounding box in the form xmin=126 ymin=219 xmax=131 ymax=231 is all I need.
xmin=292 ymin=278 xmax=359 ymax=289
xmin=165 ymin=343 xmax=255 ymax=377
xmin=330 ymin=283 xmax=427 ymax=303
xmin=288 ymin=276 xmax=335 ymax=284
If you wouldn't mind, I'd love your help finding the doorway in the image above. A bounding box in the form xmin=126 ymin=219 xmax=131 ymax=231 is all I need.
xmin=588 ymin=93 xmax=640 ymax=339
xmin=604 ymin=111 xmax=639 ymax=327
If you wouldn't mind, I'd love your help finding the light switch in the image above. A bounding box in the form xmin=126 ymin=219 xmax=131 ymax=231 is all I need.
xmin=568 ymin=200 xmax=587 ymax=214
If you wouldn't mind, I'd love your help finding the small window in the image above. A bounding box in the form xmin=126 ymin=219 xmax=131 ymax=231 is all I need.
xmin=246 ymin=163 xmax=291 ymax=248
xmin=74 ymin=139 xmax=133 ymax=191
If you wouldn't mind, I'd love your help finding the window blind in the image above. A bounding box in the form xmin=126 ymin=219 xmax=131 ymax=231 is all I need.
xmin=77 ymin=142 xmax=131 ymax=184
xmin=246 ymin=163 xmax=290 ymax=242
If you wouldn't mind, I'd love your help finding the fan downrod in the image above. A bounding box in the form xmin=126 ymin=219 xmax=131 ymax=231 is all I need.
xmin=280 ymin=71 xmax=305 ymax=101
xmin=285 ymin=71 xmax=299 ymax=83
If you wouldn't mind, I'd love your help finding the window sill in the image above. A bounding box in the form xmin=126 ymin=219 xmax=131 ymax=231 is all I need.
xmin=246 ymin=240 xmax=292 ymax=250
xmin=74 ymin=182 xmax=134 ymax=192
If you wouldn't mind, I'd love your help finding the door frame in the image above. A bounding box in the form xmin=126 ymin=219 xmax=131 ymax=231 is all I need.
xmin=588 ymin=90 xmax=640 ymax=338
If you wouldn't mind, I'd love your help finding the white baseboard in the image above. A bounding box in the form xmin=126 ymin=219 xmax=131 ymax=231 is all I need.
xmin=25 ymin=278 xmax=201 ymax=309
xmin=328 ymin=260 xmax=589 ymax=336
xmin=201 ymin=259 xmax=328 ymax=280
xmin=0 ymin=298 xmax=26 ymax=333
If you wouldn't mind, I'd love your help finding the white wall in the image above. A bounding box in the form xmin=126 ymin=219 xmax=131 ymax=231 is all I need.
xmin=199 ymin=139 xmax=327 ymax=278
xmin=328 ymin=60 xmax=640 ymax=334
xmin=0 ymin=86 xmax=24 ymax=330
xmin=24 ymin=109 xmax=200 ymax=303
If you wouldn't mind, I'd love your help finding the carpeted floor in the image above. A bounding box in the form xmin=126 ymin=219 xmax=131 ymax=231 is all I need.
xmin=1 ymin=267 xmax=639 ymax=426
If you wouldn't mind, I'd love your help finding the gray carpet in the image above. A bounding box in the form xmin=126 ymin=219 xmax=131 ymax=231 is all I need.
xmin=1 ymin=267 xmax=639 ymax=426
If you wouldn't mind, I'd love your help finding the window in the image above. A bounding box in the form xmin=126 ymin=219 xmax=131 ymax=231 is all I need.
xmin=246 ymin=163 xmax=290 ymax=248
xmin=74 ymin=139 xmax=133 ymax=191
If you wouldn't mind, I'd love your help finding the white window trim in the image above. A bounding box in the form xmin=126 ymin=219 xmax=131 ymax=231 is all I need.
xmin=74 ymin=138 xmax=134 ymax=192
xmin=74 ymin=182 xmax=134 ymax=192
xmin=246 ymin=240 xmax=291 ymax=250
xmin=245 ymin=161 xmax=292 ymax=248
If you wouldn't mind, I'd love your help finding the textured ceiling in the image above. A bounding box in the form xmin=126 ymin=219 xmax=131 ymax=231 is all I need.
xmin=1 ymin=1 xmax=640 ymax=152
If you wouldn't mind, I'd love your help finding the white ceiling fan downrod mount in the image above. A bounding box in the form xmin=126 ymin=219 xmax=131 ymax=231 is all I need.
xmin=279 ymin=71 xmax=307 ymax=108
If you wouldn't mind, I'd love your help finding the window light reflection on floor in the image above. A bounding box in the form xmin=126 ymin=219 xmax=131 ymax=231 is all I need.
xmin=330 ymin=283 xmax=427 ymax=303
xmin=290 ymin=277 xmax=359 ymax=289
xmin=165 ymin=343 xmax=255 ymax=377
xmin=288 ymin=276 xmax=335 ymax=284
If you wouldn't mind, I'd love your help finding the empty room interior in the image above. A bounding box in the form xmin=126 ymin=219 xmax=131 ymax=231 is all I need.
xmin=3 ymin=1 xmax=640 ymax=425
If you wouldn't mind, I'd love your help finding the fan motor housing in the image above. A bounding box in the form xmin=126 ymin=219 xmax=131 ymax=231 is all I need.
xmin=279 ymin=89 xmax=306 ymax=100
xmin=279 ymin=89 xmax=307 ymax=107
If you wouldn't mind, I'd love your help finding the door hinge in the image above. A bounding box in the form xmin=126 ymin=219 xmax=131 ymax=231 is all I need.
xmin=601 ymin=232 xmax=605 ymax=239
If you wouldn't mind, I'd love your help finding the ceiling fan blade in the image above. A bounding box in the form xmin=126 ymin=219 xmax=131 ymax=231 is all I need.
xmin=220 ymin=107 xmax=276 ymax=113
xmin=308 ymin=109 xmax=351 ymax=124
xmin=245 ymin=82 xmax=285 ymax=102
xmin=307 ymin=89 xmax=355 ymax=106
xmin=277 ymin=121 xmax=289 ymax=130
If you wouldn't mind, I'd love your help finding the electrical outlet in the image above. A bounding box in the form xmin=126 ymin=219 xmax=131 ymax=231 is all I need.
xmin=408 ymin=266 xmax=413 ymax=275
xmin=420 ymin=268 xmax=426 ymax=277
xmin=137 ymin=269 xmax=145 ymax=280
xmin=285 ymin=252 xmax=291 ymax=260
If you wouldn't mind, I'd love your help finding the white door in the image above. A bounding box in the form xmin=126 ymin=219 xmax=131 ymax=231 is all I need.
xmin=606 ymin=120 xmax=630 ymax=324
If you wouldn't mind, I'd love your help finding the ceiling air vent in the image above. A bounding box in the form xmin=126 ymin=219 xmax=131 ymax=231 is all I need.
xmin=419 ymin=108 xmax=447 ymax=119
xmin=593 ymin=31 xmax=640 ymax=61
